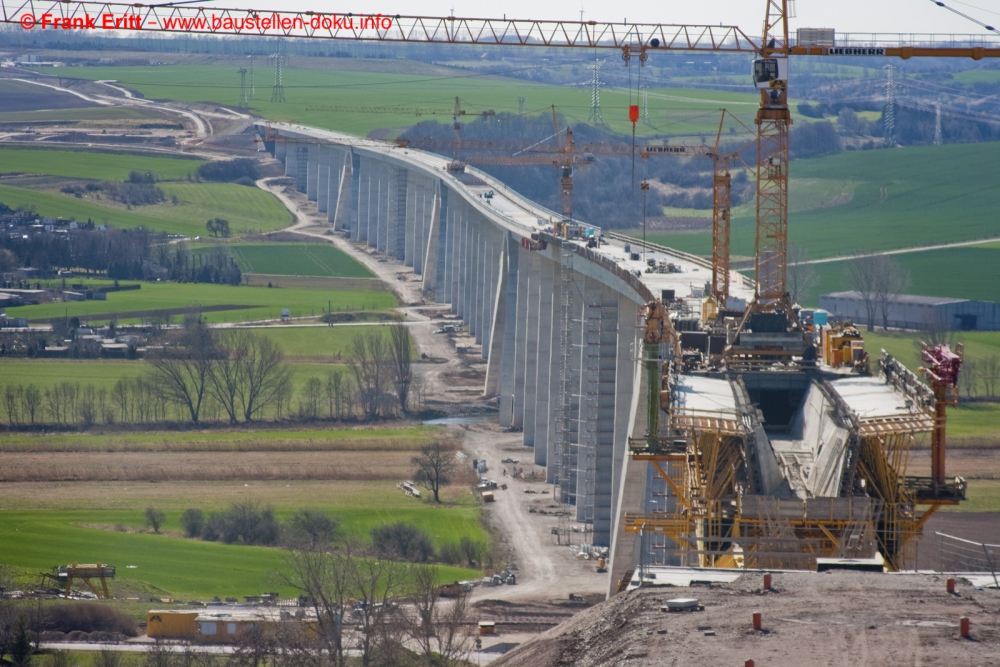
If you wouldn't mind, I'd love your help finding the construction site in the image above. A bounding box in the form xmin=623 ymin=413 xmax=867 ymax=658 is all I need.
xmin=1 ymin=0 xmax=1000 ymax=664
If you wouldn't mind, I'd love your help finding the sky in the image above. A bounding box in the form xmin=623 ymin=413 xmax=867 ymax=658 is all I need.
xmin=241 ymin=0 xmax=1000 ymax=37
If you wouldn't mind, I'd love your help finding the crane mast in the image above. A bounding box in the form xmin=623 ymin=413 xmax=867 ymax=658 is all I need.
xmin=752 ymin=0 xmax=792 ymax=312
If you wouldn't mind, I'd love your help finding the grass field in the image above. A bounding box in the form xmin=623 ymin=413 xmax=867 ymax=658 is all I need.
xmin=255 ymin=324 xmax=414 ymax=360
xmin=638 ymin=142 xmax=1000 ymax=264
xmin=59 ymin=64 xmax=760 ymax=138
xmin=798 ymin=245 xmax=1000 ymax=306
xmin=5 ymin=280 xmax=396 ymax=324
xmin=0 ymin=421 xmax=483 ymax=599
xmin=0 ymin=146 xmax=203 ymax=181
xmin=0 ymin=182 xmax=291 ymax=238
xmin=0 ymin=504 xmax=481 ymax=599
xmin=0 ymin=357 xmax=371 ymax=395
xmin=193 ymin=243 xmax=374 ymax=278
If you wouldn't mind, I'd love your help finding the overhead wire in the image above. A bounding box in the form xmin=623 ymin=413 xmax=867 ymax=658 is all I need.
xmin=928 ymin=0 xmax=998 ymax=33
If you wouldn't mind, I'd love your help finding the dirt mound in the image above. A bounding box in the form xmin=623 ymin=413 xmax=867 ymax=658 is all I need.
xmin=493 ymin=571 xmax=1000 ymax=667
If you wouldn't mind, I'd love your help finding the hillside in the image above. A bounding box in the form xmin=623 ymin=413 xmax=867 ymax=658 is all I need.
xmin=643 ymin=141 xmax=1000 ymax=260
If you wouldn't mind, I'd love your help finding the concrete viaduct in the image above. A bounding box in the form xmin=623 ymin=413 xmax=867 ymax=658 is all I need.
xmin=258 ymin=122 xmax=754 ymax=582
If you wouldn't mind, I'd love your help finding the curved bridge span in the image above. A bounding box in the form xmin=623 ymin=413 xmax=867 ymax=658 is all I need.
xmin=258 ymin=122 xmax=755 ymax=594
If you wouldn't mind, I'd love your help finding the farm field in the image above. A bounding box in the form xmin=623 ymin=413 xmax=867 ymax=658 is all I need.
xmin=637 ymin=141 xmax=1000 ymax=263
xmin=5 ymin=280 xmax=396 ymax=324
xmin=193 ymin=243 xmax=374 ymax=278
xmin=0 ymin=357 xmax=370 ymax=394
xmin=0 ymin=181 xmax=291 ymax=238
xmin=800 ymin=244 xmax=1000 ymax=306
xmin=0 ymin=146 xmax=204 ymax=181
xmin=0 ymin=79 xmax=97 ymax=113
xmin=0 ymin=421 xmax=483 ymax=599
xmin=59 ymin=64 xmax=760 ymax=137
xmin=0 ymin=425 xmax=437 ymax=453
xmin=0 ymin=105 xmax=177 ymax=123
xmin=0 ymin=505 xmax=481 ymax=600
xmin=254 ymin=323 xmax=414 ymax=360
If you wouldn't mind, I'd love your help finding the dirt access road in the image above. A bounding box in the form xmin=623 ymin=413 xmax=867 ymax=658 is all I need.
xmin=259 ymin=177 xmax=610 ymax=606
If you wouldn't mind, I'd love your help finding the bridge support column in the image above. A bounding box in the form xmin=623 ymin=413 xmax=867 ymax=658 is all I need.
xmin=510 ymin=245 xmax=529 ymax=430
xmin=306 ymin=144 xmax=319 ymax=201
xmin=284 ymin=145 xmax=298 ymax=178
xmin=522 ymin=251 xmax=541 ymax=447
xmin=374 ymin=162 xmax=387 ymax=251
xmin=274 ymin=140 xmax=286 ymax=163
xmin=591 ymin=285 xmax=622 ymax=547
xmin=317 ymin=146 xmax=330 ymax=214
xmin=533 ymin=254 xmax=555 ymax=467
xmin=387 ymin=167 xmax=407 ymax=261
xmin=422 ymin=183 xmax=444 ymax=299
xmin=295 ymin=146 xmax=308 ymax=193
xmin=355 ymin=156 xmax=371 ymax=243
xmin=493 ymin=233 xmax=519 ymax=425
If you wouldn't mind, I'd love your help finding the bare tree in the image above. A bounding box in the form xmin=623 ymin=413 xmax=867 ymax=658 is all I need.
xmin=325 ymin=368 xmax=352 ymax=420
xmin=959 ymin=359 xmax=978 ymax=399
xmin=981 ymin=355 xmax=999 ymax=399
xmin=21 ymin=384 xmax=41 ymax=426
xmin=918 ymin=309 xmax=956 ymax=348
xmin=845 ymin=253 xmax=880 ymax=331
xmin=388 ymin=322 xmax=412 ymax=414
xmin=147 ymin=323 xmax=217 ymax=424
xmin=409 ymin=565 xmax=473 ymax=667
xmin=237 ymin=333 xmax=291 ymax=422
xmin=875 ymin=257 xmax=909 ymax=331
xmin=787 ymin=245 xmax=819 ymax=306
xmin=347 ymin=330 xmax=392 ymax=421
xmin=350 ymin=549 xmax=411 ymax=667
xmin=282 ymin=541 xmax=358 ymax=667
xmin=298 ymin=377 xmax=323 ymax=420
xmin=3 ymin=385 xmax=21 ymax=427
xmin=413 ymin=441 xmax=457 ymax=503
xmin=209 ymin=330 xmax=247 ymax=424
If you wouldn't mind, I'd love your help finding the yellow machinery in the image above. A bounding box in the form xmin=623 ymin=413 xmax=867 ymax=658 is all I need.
xmin=821 ymin=324 xmax=866 ymax=370
xmin=52 ymin=562 xmax=116 ymax=599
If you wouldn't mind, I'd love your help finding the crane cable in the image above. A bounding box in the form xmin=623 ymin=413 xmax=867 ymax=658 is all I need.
xmin=928 ymin=0 xmax=998 ymax=33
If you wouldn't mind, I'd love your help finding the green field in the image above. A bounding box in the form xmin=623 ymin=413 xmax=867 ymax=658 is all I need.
xmin=794 ymin=244 xmax=1000 ymax=306
xmin=0 ymin=146 xmax=203 ymax=181
xmin=0 ymin=419 xmax=484 ymax=598
xmin=194 ymin=243 xmax=374 ymax=278
xmin=255 ymin=324 xmax=414 ymax=360
xmin=0 ymin=504 xmax=482 ymax=599
xmin=640 ymin=142 xmax=1000 ymax=263
xmin=5 ymin=280 xmax=396 ymax=324
xmin=0 ymin=182 xmax=291 ymax=238
xmin=59 ymin=64 xmax=759 ymax=138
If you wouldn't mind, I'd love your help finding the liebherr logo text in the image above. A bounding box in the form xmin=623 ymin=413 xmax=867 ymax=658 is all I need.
xmin=828 ymin=48 xmax=886 ymax=56
xmin=644 ymin=146 xmax=688 ymax=153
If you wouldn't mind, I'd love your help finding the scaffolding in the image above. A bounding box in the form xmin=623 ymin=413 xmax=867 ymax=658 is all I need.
xmin=622 ymin=302 xmax=962 ymax=573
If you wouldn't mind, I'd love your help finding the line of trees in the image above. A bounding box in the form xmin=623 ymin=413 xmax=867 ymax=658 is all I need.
xmin=0 ymin=224 xmax=241 ymax=285
xmin=0 ymin=324 xmax=415 ymax=429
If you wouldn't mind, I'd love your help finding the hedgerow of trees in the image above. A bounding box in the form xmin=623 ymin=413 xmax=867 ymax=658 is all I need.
xmin=0 ymin=324 xmax=417 ymax=429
